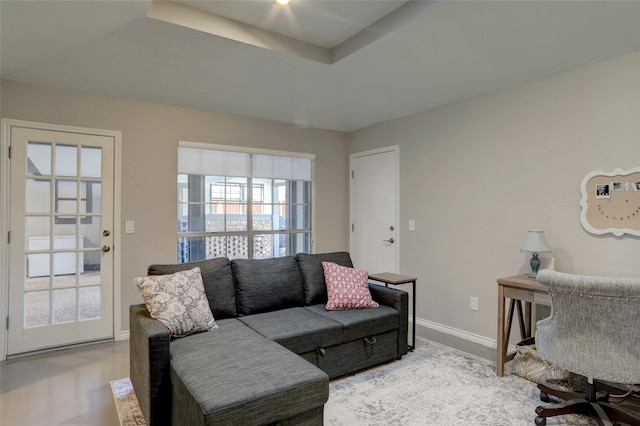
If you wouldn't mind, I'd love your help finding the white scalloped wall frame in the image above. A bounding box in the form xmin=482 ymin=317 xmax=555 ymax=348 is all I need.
xmin=580 ymin=167 xmax=640 ymax=237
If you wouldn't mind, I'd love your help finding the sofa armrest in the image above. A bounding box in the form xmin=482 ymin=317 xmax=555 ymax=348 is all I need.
xmin=368 ymin=283 xmax=409 ymax=357
xmin=129 ymin=304 xmax=172 ymax=426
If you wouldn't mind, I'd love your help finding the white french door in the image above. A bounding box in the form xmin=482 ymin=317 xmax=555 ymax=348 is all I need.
xmin=6 ymin=125 xmax=115 ymax=356
xmin=350 ymin=146 xmax=399 ymax=274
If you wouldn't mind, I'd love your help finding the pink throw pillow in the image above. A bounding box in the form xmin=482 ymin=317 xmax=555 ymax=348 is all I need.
xmin=322 ymin=262 xmax=379 ymax=310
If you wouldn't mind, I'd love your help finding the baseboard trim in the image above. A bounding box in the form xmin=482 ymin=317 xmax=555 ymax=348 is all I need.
xmin=118 ymin=330 xmax=130 ymax=341
xmin=413 ymin=317 xmax=518 ymax=363
xmin=416 ymin=318 xmax=497 ymax=349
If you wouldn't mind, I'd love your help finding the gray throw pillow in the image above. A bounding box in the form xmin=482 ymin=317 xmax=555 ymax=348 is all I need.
xmin=135 ymin=267 xmax=218 ymax=337
xmin=148 ymin=257 xmax=236 ymax=319
xmin=296 ymin=252 xmax=354 ymax=305
xmin=232 ymin=256 xmax=305 ymax=315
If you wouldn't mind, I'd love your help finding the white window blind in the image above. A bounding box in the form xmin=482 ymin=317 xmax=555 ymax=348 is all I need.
xmin=178 ymin=148 xmax=250 ymax=177
xmin=178 ymin=145 xmax=313 ymax=181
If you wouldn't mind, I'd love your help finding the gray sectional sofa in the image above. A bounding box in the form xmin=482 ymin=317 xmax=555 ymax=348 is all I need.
xmin=130 ymin=252 xmax=409 ymax=426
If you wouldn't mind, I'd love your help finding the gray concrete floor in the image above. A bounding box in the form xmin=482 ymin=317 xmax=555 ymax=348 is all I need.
xmin=0 ymin=340 xmax=129 ymax=426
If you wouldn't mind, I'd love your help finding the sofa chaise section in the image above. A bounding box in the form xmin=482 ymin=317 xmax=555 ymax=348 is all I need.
xmin=170 ymin=319 xmax=328 ymax=426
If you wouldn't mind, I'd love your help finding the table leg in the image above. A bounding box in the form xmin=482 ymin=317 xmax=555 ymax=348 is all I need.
xmin=516 ymin=300 xmax=526 ymax=338
xmin=524 ymin=301 xmax=532 ymax=338
xmin=410 ymin=280 xmax=416 ymax=351
xmin=497 ymin=285 xmax=506 ymax=376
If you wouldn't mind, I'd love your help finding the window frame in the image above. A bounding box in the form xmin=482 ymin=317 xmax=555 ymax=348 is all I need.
xmin=177 ymin=142 xmax=315 ymax=261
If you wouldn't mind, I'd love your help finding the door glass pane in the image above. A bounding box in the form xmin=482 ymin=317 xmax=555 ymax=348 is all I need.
xmin=80 ymin=217 xmax=100 ymax=249
xmin=52 ymin=252 xmax=78 ymax=288
xmin=80 ymin=253 xmax=101 ymax=286
xmin=27 ymin=253 xmax=50 ymax=279
xmin=26 ymin=179 xmax=51 ymax=213
xmin=53 ymin=288 xmax=76 ymax=323
xmin=55 ymin=180 xmax=77 ymax=213
xmin=26 ymin=217 xmax=50 ymax=248
xmin=52 ymin=230 xmax=77 ymax=250
xmin=27 ymin=142 xmax=52 ymax=176
xmin=79 ymin=286 xmax=100 ymax=320
xmin=26 ymin=274 xmax=50 ymax=291
xmin=25 ymin=291 xmax=51 ymax=327
xmin=82 ymin=181 xmax=101 ymax=214
xmin=55 ymin=144 xmax=77 ymax=177
xmin=81 ymin=147 xmax=102 ymax=178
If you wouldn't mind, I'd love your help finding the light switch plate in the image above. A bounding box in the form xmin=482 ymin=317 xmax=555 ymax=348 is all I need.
xmin=125 ymin=220 xmax=135 ymax=234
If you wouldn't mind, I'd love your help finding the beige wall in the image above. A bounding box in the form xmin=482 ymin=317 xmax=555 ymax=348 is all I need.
xmin=3 ymin=49 xmax=640 ymax=352
xmin=1 ymin=80 xmax=350 ymax=335
xmin=348 ymin=50 xmax=640 ymax=348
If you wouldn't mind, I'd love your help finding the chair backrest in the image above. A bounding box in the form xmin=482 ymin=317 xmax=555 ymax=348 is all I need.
xmin=536 ymin=269 xmax=640 ymax=384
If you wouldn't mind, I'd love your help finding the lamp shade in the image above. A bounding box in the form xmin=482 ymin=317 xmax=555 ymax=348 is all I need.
xmin=520 ymin=230 xmax=552 ymax=254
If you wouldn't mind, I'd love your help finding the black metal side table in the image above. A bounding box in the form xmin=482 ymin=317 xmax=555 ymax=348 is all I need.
xmin=368 ymin=272 xmax=417 ymax=351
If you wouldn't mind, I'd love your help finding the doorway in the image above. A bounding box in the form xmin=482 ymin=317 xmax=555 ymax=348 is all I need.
xmin=1 ymin=120 xmax=121 ymax=358
xmin=349 ymin=146 xmax=399 ymax=274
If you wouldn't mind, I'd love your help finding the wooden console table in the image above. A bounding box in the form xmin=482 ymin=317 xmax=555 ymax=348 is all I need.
xmin=368 ymin=272 xmax=417 ymax=351
xmin=496 ymin=274 xmax=551 ymax=377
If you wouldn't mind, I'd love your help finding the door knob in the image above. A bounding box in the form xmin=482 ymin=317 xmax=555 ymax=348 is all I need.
xmin=383 ymin=238 xmax=395 ymax=244
xmin=102 ymin=245 xmax=111 ymax=253
xmin=103 ymin=230 xmax=110 ymax=237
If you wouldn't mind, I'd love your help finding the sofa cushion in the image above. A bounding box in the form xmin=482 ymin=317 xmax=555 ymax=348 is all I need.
xmin=148 ymin=257 xmax=237 ymax=319
xmin=322 ymin=262 xmax=379 ymax=310
xmin=296 ymin=252 xmax=354 ymax=305
xmin=305 ymin=304 xmax=399 ymax=342
xmin=170 ymin=318 xmax=329 ymax=426
xmin=134 ymin=267 xmax=218 ymax=337
xmin=232 ymin=256 xmax=305 ymax=315
xmin=238 ymin=307 xmax=343 ymax=354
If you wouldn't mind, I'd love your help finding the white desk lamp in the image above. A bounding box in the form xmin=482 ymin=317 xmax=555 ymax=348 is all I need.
xmin=521 ymin=230 xmax=552 ymax=278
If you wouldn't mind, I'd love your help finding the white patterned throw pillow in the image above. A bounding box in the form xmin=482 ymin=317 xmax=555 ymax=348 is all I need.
xmin=134 ymin=267 xmax=218 ymax=337
xmin=322 ymin=261 xmax=379 ymax=310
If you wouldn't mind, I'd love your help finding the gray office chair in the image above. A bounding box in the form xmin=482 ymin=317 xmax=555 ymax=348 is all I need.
xmin=534 ymin=269 xmax=640 ymax=426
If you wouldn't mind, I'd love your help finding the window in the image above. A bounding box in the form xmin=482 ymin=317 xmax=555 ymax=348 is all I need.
xmin=177 ymin=144 xmax=313 ymax=262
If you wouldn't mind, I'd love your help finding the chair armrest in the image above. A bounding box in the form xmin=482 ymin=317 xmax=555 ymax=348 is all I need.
xmin=129 ymin=304 xmax=172 ymax=426
xmin=368 ymin=283 xmax=409 ymax=357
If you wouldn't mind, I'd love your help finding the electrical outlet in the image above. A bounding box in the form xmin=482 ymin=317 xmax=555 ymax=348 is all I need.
xmin=470 ymin=296 xmax=479 ymax=311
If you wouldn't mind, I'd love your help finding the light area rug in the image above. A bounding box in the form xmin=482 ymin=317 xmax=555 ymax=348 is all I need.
xmin=111 ymin=377 xmax=146 ymax=426
xmin=111 ymin=337 xmax=596 ymax=426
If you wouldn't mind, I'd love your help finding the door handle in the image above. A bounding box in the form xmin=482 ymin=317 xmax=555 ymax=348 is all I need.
xmin=383 ymin=238 xmax=395 ymax=244
xmin=102 ymin=245 xmax=111 ymax=253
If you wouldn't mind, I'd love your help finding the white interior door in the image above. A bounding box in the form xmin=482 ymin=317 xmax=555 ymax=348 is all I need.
xmin=350 ymin=146 xmax=399 ymax=274
xmin=7 ymin=126 xmax=115 ymax=356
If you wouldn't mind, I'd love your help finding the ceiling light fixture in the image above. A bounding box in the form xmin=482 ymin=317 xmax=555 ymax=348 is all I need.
xmin=276 ymin=0 xmax=290 ymax=5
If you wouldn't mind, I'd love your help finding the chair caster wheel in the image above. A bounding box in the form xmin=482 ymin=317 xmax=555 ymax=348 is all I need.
xmin=539 ymin=391 xmax=550 ymax=403
xmin=535 ymin=416 xmax=546 ymax=426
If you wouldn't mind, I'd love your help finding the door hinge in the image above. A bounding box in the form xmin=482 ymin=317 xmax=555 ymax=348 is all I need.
xmin=5 ymin=316 xmax=8 ymax=330
xmin=8 ymin=145 xmax=11 ymax=159
xmin=352 ymin=223 xmax=355 ymax=232
xmin=7 ymin=231 xmax=10 ymax=244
